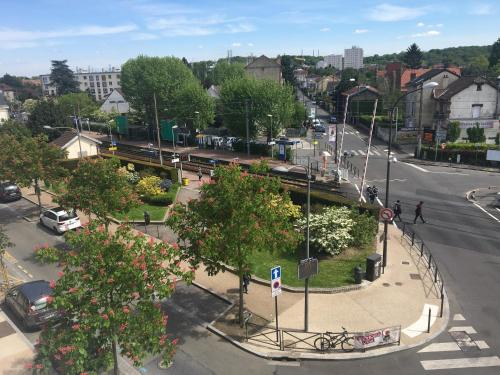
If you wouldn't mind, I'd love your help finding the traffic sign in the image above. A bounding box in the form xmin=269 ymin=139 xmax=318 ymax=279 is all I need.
xmin=271 ymin=266 xmax=282 ymax=297
xmin=108 ymin=147 xmax=117 ymax=151
xmin=298 ymin=258 xmax=319 ymax=280
xmin=440 ymin=143 xmax=446 ymax=150
xmin=379 ymin=208 xmax=394 ymax=221
xmin=171 ymin=158 xmax=180 ymax=163
xmin=111 ymin=140 xmax=117 ymax=146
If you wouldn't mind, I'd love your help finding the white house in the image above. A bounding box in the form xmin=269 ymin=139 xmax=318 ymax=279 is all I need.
xmin=100 ymin=89 xmax=129 ymax=114
xmin=0 ymin=93 xmax=9 ymax=123
xmin=50 ymin=131 xmax=102 ymax=159
xmin=433 ymin=76 xmax=500 ymax=143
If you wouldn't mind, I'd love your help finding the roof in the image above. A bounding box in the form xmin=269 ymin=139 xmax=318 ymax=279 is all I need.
xmin=49 ymin=131 xmax=102 ymax=149
xmin=408 ymin=68 xmax=460 ymax=87
xmin=0 ymin=83 xmax=15 ymax=91
xmin=245 ymin=55 xmax=281 ymax=69
xmin=342 ymin=85 xmax=380 ymax=97
xmin=103 ymin=88 xmax=125 ymax=100
xmin=434 ymin=76 xmax=497 ymax=101
xmin=207 ymin=85 xmax=221 ymax=99
xmin=17 ymin=280 xmax=52 ymax=302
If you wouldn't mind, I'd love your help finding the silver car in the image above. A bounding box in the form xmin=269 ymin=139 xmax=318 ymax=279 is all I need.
xmin=40 ymin=207 xmax=81 ymax=234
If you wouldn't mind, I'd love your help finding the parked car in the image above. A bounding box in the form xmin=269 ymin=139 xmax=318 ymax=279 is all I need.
xmin=0 ymin=182 xmax=22 ymax=203
xmin=314 ymin=125 xmax=326 ymax=134
xmin=4 ymin=280 xmax=60 ymax=330
xmin=40 ymin=207 xmax=81 ymax=234
xmin=330 ymin=116 xmax=338 ymax=124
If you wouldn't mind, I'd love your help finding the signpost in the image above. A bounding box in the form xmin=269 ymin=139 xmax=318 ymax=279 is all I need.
xmin=271 ymin=266 xmax=281 ymax=341
xmin=298 ymin=258 xmax=319 ymax=280
xmin=379 ymin=208 xmax=394 ymax=222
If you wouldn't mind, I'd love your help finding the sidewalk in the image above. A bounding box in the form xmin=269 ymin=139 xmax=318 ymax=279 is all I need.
xmin=17 ymin=173 xmax=449 ymax=360
xmin=0 ymin=310 xmax=34 ymax=375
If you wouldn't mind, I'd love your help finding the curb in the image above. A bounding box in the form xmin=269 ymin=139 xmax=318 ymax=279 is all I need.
xmin=404 ymin=159 xmax=500 ymax=173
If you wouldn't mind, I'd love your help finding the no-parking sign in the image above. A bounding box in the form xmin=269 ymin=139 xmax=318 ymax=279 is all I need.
xmin=379 ymin=208 xmax=394 ymax=221
xmin=271 ymin=266 xmax=282 ymax=297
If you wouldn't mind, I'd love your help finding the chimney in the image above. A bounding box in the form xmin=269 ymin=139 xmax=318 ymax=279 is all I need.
xmin=442 ymin=72 xmax=449 ymax=89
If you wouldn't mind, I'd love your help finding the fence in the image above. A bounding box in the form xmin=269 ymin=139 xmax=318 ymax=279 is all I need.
xmin=401 ymin=223 xmax=445 ymax=317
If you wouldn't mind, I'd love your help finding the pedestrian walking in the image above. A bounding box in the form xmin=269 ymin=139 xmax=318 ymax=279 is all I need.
xmin=366 ymin=186 xmax=373 ymax=203
xmin=243 ymin=273 xmax=251 ymax=294
xmin=414 ymin=201 xmax=426 ymax=224
xmin=393 ymin=200 xmax=402 ymax=222
xmin=197 ymin=167 xmax=203 ymax=181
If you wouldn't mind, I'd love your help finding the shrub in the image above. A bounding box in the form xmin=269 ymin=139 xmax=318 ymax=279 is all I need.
xmin=143 ymin=192 xmax=173 ymax=206
xmin=138 ymin=167 xmax=157 ymax=179
xmin=349 ymin=209 xmax=378 ymax=247
xmin=447 ymin=121 xmax=460 ymax=142
xmin=137 ymin=176 xmax=162 ymax=196
xmin=466 ymin=123 xmax=486 ymax=143
xmin=249 ymin=160 xmax=270 ymax=174
xmin=34 ymin=245 xmax=61 ymax=263
xmin=160 ymin=178 xmax=173 ymax=191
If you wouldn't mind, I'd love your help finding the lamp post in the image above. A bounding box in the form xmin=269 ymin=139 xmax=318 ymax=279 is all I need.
xmin=416 ymin=81 xmax=439 ymax=158
xmin=382 ymin=81 xmax=438 ymax=268
xmin=336 ymin=78 xmax=356 ymax=176
xmin=171 ymin=125 xmax=178 ymax=151
xmin=267 ymin=114 xmax=274 ymax=159
xmin=44 ymin=125 xmax=83 ymax=159
xmin=153 ymin=92 xmax=163 ymax=166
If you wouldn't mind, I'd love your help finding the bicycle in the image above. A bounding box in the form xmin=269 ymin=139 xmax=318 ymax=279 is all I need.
xmin=314 ymin=327 xmax=355 ymax=352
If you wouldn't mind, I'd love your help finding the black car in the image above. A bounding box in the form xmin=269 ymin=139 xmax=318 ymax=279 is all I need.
xmin=4 ymin=280 xmax=59 ymax=330
xmin=0 ymin=182 xmax=22 ymax=202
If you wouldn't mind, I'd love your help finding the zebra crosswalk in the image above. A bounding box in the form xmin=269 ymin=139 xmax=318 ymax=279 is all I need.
xmin=344 ymin=149 xmax=385 ymax=156
xmin=417 ymin=314 xmax=500 ymax=371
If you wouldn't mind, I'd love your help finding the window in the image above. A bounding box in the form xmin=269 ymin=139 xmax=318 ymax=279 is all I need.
xmin=83 ymin=76 xmax=87 ymax=80
xmin=102 ymin=82 xmax=107 ymax=87
xmin=97 ymin=82 xmax=100 ymax=87
xmin=98 ymin=95 xmax=102 ymax=100
xmin=91 ymin=89 xmax=95 ymax=94
xmin=108 ymin=82 xmax=112 ymax=86
xmin=108 ymin=75 xmax=111 ymax=79
xmin=90 ymin=82 xmax=94 ymax=87
xmin=117 ymin=81 xmax=121 ymax=86
xmin=103 ymin=88 xmax=108 ymax=94
xmin=117 ymin=74 xmax=120 ymax=79
xmin=101 ymin=75 xmax=106 ymax=80
xmin=95 ymin=75 xmax=99 ymax=80
xmin=476 ymin=84 xmax=482 ymax=91
xmin=98 ymin=89 xmax=101 ymax=93
xmin=472 ymin=104 xmax=482 ymax=118
xmin=84 ymin=82 xmax=88 ymax=86
xmin=89 ymin=75 xmax=94 ymax=81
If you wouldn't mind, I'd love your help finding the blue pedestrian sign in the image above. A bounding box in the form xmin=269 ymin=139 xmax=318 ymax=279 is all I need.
xmin=271 ymin=266 xmax=282 ymax=297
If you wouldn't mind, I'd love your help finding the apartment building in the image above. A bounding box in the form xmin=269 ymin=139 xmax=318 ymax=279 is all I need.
xmin=344 ymin=46 xmax=363 ymax=70
xmin=324 ymin=54 xmax=343 ymax=70
xmin=40 ymin=68 xmax=122 ymax=101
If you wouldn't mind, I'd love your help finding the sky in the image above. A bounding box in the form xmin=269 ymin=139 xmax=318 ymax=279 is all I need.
xmin=0 ymin=0 xmax=498 ymax=76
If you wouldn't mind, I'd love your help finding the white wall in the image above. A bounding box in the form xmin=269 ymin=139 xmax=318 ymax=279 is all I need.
xmin=100 ymin=90 xmax=130 ymax=113
xmin=449 ymin=84 xmax=497 ymax=119
xmin=65 ymin=139 xmax=99 ymax=159
xmin=0 ymin=107 xmax=9 ymax=122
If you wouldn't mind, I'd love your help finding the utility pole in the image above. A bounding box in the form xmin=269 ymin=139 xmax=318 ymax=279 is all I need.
xmin=416 ymin=83 xmax=424 ymax=158
xmin=359 ymin=99 xmax=378 ymax=201
xmin=245 ymin=100 xmax=250 ymax=156
xmin=153 ymin=92 xmax=163 ymax=166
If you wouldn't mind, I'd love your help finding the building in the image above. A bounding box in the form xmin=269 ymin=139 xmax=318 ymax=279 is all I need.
xmin=324 ymin=54 xmax=343 ymax=70
xmin=0 ymin=84 xmax=16 ymax=102
xmin=293 ymin=69 xmax=307 ymax=88
xmin=244 ymin=55 xmax=282 ymax=84
xmin=0 ymin=94 xmax=9 ymax=123
xmin=316 ymin=60 xmax=328 ymax=69
xmin=405 ymin=68 xmax=461 ymax=129
xmin=344 ymin=46 xmax=363 ymax=70
xmin=341 ymin=85 xmax=380 ymax=124
xmin=40 ymin=67 xmax=122 ymax=101
xmin=315 ymin=76 xmax=336 ymax=94
xmin=207 ymin=85 xmax=221 ymax=100
xmin=433 ymin=76 xmax=500 ymax=143
xmin=100 ymin=89 xmax=129 ymax=114
xmin=49 ymin=131 xmax=102 ymax=159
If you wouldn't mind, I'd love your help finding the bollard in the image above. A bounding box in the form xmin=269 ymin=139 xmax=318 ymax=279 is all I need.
xmin=434 ymin=267 xmax=438 ymax=283
xmin=411 ymin=232 xmax=415 ymax=246
xmin=427 ymin=308 xmax=432 ymax=333
xmin=428 ymin=253 xmax=432 ymax=269
xmin=440 ymin=293 xmax=444 ymax=318
xmin=420 ymin=242 xmax=424 ymax=257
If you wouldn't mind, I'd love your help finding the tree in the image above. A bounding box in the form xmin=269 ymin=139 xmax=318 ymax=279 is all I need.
xmin=0 ymin=119 xmax=31 ymax=138
xmin=22 ymin=98 xmax=38 ymax=113
xmin=190 ymin=61 xmax=215 ymax=88
xmin=167 ymin=164 xmax=301 ymax=326
xmin=467 ymin=123 xmax=486 ymax=143
xmin=280 ymin=55 xmax=297 ymax=86
xmin=0 ymin=134 xmax=66 ymax=214
xmin=0 ymin=73 xmax=23 ymax=88
xmin=32 ymin=221 xmax=193 ymax=374
xmin=291 ymin=101 xmax=307 ymax=128
xmin=170 ymin=81 xmax=215 ymax=130
xmin=212 ymin=62 xmax=245 ymax=86
xmin=121 ymin=55 xmax=200 ymax=126
xmin=220 ymin=77 xmax=295 ymax=139
xmin=27 ymin=99 xmax=67 ymax=136
xmin=56 ymin=157 xmax=139 ymax=228
xmin=0 ymin=225 xmax=14 ymax=290
xmin=49 ymin=60 xmax=80 ymax=95
xmin=403 ymin=43 xmax=423 ymax=68
xmin=57 ymin=92 xmax=98 ymax=119
xmin=464 ymin=55 xmax=490 ymax=75
xmin=447 ymin=121 xmax=461 ymax=142
xmin=489 ymin=38 xmax=500 ymax=67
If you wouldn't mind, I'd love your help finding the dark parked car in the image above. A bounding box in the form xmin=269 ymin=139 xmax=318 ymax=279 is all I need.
xmin=4 ymin=280 xmax=59 ymax=330
xmin=0 ymin=182 xmax=22 ymax=202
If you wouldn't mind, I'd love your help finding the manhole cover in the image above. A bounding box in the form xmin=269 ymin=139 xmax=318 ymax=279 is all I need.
xmin=410 ymin=273 xmax=421 ymax=280
xmin=383 ymin=283 xmax=390 ymax=287
xmin=395 ymin=282 xmax=403 ymax=286
xmin=449 ymin=331 xmax=479 ymax=352
xmin=402 ymin=261 xmax=410 ymax=265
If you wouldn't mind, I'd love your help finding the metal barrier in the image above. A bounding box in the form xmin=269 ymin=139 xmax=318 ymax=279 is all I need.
xmin=281 ymin=329 xmax=324 ymax=351
xmin=401 ymin=224 xmax=445 ymax=317
xmin=244 ymin=321 xmax=281 ymax=349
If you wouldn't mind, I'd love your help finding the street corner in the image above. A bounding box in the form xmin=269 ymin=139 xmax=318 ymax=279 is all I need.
xmin=465 ymin=186 xmax=500 ymax=223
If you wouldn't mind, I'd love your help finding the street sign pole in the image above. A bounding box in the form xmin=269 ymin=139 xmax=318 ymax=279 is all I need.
xmin=270 ymin=265 xmax=282 ymax=340
xmin=275 ymin=296 xmax=279 ymax=342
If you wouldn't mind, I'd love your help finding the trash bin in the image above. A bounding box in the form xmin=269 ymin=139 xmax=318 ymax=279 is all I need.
xmin=353 ymin=265 xmax=364 ymax=284
xmin=366 ymin=253 xmax=382 ymax=282
xmin=182 ymin=178 xmax=190 ymax=186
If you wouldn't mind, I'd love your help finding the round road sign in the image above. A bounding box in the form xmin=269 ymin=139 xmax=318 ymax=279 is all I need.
xmin=273 ymin=281 xmax=280 ymax=289
xmin=379 ymin=208 xmax=394 ymax=221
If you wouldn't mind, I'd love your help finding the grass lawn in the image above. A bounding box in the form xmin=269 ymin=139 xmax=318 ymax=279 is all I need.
xmin=113 ymin=203 xmax=169 ymax=222
xmin=251 ymin=244 xmax=374 ymax=288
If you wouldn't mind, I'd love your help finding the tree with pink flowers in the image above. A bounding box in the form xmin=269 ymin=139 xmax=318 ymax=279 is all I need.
xmin=32 ymin=220 xmax=193 ymax=374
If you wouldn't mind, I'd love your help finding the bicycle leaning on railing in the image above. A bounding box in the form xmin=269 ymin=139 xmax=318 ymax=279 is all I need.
xmin=314 ymin=327 xmax=355 ymax=352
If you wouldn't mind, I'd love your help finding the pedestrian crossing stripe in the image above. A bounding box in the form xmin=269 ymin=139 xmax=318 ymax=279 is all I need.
xmin=449 ymin=326 xmax=477 ymax=334
xmin=420 ymin=356 xmax=500 ymax=370
xmin=345 ymin=149 xmax=382 ymax=156
xmin=418 ymin=340 xmax=490 ymax=353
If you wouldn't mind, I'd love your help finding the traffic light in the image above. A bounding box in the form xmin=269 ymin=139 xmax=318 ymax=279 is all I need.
xmin=143 ymin=211 xmax=151 ymax=226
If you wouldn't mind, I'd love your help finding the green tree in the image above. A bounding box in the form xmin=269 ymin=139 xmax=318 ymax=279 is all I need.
xmin=0 ymin=119 xmax=31 ymax=138
xmin=220 ymin=77 xmax=295 ymax=139
xmin=32 ymin=221 xmax=193 ymax=374
xmin=57 ymin=92 xmax=98 ymax=119
xmin=212 ymin=62 xmax=245 ymax=85
xmin=280 ymin=55 xmax=297 ymax=85
xmin=22 ymin=98 xmax=38 ymax=113
xmin=464 ymin=55 xmax=490 ymax=75
xmin=489 ymin=38 xmax=500 ymax=67
xmin=0 ymin=134 xmax=66 ymax=214
xmin=467 ymin=123 xmax=486 ymax=143
xmin=167 ymin=164 xmax=301 ymax=326
xmin=403 ymin=43 xmax=423 ymax=68
xmin=56 ymin=157 xmax=139 ymax=228
xmin=170 ymin=81 xmax=215 ymax=130
xmin=49 ymin=60 xmax=79 ymax=95
xmin=27 ymin=99 xmax=67 ymax=136
xmin=190 ymin=61 xmax=215 ymax=88
xmin=0 ymin=225 xmax=14 ymax=289
xmin=0 ymin=73 xmax=23 ymax=88
xmin=447 ymin=121 xmax=461 ymax=142
xmin=121 ymin=55 xmax=199 ymax=126
xmin=291 ymin=101 xmax=307 ymax=128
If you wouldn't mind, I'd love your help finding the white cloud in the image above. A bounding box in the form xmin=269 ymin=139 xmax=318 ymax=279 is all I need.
xmin=247 ymin=42 xmax=254 ymax=47
xmin=320 ymin=27 xmax=331 ymax=32
xmin=470 ymin=3 xmax=492 ymax=15
xmin=354 ymin=29 xmax=369 ymax=34
xmin=231 ymin=42 xmax=241 ymax=47
xmin=411 ymin=30 xmax=441 ymax=37
xmin=417 ymin=22 xmax=425 ymax=27
xmin=368 ymin=4 xmax=428 ymax=22
xmin=436 ymin=23 xmax=443 ymax=27
xmin=147 ymin=15 xmax=254 ymax=36
xmin=131 ymin=33 xmax=158 ymax=40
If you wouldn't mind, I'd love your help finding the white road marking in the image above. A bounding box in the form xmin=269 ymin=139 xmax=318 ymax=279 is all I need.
xmin=266 ymin=361 xmax=300 ymax=367
xmin=420 ymin=356 xmax=500 ymax=371
xmin=453 ymin=314 xmax=466 ymax=321
xmin=428 ymin=171 xmax=469 ymax=176
xmin=496 ymin=208 xmax=500 ymax=213
xmin=418 ymin=342 xmax=460 ymax=353
xmin=449 ymin=326 xmax=477 ymax=334
xmin=354 ymin=184 xmax=366 ymax=203
xmin=402 ymin=304 xmax=439 ymax=338
xmin=477 ymin=340 xmax=490 ymax=349
xmin=472 ymin=203 xmax=500 ymax=223
xmin=358 ymin=149 xmax=366 ymax=156
xmin=376 ymin=197 xmax=383 ymax=207
xmin=371 ymin=150 xmax=380 ymax=156
xmin=406 ymin=163 xmax=429 ymax=172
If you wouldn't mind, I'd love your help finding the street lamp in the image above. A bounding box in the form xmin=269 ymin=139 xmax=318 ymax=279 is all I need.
xmin=416 ymin=81 xmax=440 ymax=158
xmin=267 ymin=114 xmax=275 ymax=158
xmin=382 ymin=81 xmax=438 ymax=268
xmin=171 ymin=125 xmax=178 ymax=151
xmin=44 ymin=125 xmax=83 ymax=159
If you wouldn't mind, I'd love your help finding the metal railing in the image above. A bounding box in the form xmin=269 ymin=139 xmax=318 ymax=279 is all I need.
xmin=244 ymin=321 xmax=281 ymax=349
xmin=401 ymin=223 xmax=445 ymax=317
xmin=281 ymin=329 xmax=324 ymax=351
